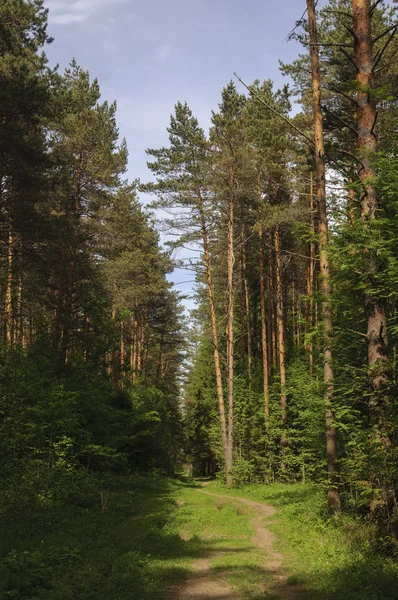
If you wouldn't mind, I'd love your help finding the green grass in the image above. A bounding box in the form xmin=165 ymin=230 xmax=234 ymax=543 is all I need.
xmin=171 ymin=485 xmax=276 ymax=598
xmin=2 ymin=476 xmax=397 ymax=599
xmin=0 ymin=475 xmax=198 ymax=600
xmin=208 ymin=481 xmax=398 ymax=600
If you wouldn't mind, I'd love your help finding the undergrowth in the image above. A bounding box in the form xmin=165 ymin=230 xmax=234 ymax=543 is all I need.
xmin=209 ymin=481 xmax=398 ymax=600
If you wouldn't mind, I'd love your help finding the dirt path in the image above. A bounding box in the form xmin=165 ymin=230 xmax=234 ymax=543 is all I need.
xmin=171 ymin=487 xmax=301 ymax=600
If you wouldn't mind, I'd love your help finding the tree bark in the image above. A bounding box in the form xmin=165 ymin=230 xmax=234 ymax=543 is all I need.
xmin=199 ymin=202 xmax=229 ymax=477
xmin=352 ymin=0 xmax=389 ymax=418
xmin=259 ymin=225 xmax=270 ymax=420
xmin=274 ymin=226 xmax=287 ymax=468
xmin=307 ymin=0 xmax=341 ymax=512
xmin=242 ymin=239 xmax=252 ymax=387
xmin=225 ymin=187 xmax=235 ymax=486
xmin=306 ymin=173 xmax=315 ymax=376
xmin=5 ymin=220 xmax=13 ymax=345
xmin=267 ymin=241 xmax=276 ymax=372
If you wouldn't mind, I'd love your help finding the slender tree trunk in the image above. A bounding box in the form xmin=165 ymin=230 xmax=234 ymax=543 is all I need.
xmin=274 ymin=226 xmax=287 ymax=467
xmin=306 ymin=173 xmax=315 ymax=375
xmin=120 ymin=319 xmax=125 ymax=381
xmin=132 ymin=316 xmax=138 ymax=382
xmin=28 ymin=306 xmax=33 ymax=346
xmin=242 ymin=240 xmax=252 ymax=387
xmin=157 ymin=330 xmax=164 ymax=379
xmin=198 ymin=203 xmax=229 ymax=474
xmin=292 ymin=280 xmax=297 ymax=348
xmin=259 ymin=225 xmax=270 ymax=420
xmin=352 ymin=0 xmax=389 ymax=420
xmin=307 ymin=0 xmax=341 ymax=512
xmin=267 ymin=241 xmax=276 ymax=371
xmin=17 ymin=275 xmax=23 ymax=346
xmin=225 ymin=188 xmax=235 ymax=486
xmin=239 ymin=231 xmax=246 ymax=361
xmin=5 ymin=221 xmax=13 ymax=345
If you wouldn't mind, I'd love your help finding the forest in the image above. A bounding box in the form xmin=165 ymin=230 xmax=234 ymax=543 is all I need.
xmin=1 ymin=0 xmax=398 ymax=599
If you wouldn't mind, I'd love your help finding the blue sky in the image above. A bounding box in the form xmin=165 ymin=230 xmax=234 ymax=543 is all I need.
xmin=43 ymin=0 xmax=323 ymax=311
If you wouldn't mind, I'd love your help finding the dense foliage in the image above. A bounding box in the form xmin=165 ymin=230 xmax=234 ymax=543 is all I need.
xmin=0 ymin=1 xmax=184 ymax=596
xmin=147 ymin=0 xmax=398 ymax=535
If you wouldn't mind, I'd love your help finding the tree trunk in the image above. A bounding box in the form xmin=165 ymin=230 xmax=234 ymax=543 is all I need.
xmin=120 ymin=319 xmax=125 ymax=381
xmin=239 ymin=231 xmax=246 ymax=361
xmin=225 ymin=188 xmax=235 ymax=486
xmin=274 ymin=226 xmax=287 ymax=468
xmin=5 ymin=221 xmax=13 ymax=345
xmin=242 ymin=239 xmax=252 ymax=387
xmin=307 ymin=0 xmax=341 ymax=513
xmin=352 ymin=0 xmax=389 ymax=420
xmin=306 ymin=173 xmax=315 ymax=376
xmin=199 ymin=202 xmax=229 ymax=476
xmin=259 ymin=225 xmax=270 ymax=420
xmin=267 ymin=241 xmax=276 ymax=372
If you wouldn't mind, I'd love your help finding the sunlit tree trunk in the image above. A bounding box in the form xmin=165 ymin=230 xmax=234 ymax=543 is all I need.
xmin=307 ymin=0 xmax=341 ymax=512
xmin=274 ymin=226 xmax=287 ymax=467
xmin=225 ymin=187 xmax=235 ymax=486
xmin=242 ymin=238 xmax=252 ymax=387
xmin=352 ymin=0 xmax=389 ymax=421
xmin=267 ymin=240 xmax=276 ymax=372
xmin=259 ymin=225 xmax=270 ymax=420
xmin=199 ymin=202 xmax=229 ymax=475
xmin=5 ymin=220 xmax=14 ymax=345
xmin=306 ymin=173 xmax=315 ymax=376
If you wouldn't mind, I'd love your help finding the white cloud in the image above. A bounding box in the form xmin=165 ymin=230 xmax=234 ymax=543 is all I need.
xmin=46 ymin=0 xmax=131 ymax=26
xmin=155 ymin=44 xmax=173 ymax=62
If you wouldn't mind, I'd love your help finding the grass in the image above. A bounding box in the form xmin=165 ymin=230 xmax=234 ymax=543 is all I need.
xmin=0 ymin=475 xmax=198 ymax=600
xmin=2 ymin=475 xmax=398 ymax=599
xmin=209 ymin=481 xmax=398 ymax=600
xmin=171 ymin=484 xmax=275 ymax=598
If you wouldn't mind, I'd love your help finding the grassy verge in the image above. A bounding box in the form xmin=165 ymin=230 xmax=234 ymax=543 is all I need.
xmin=171 ymin=483 xmax=275 ymax=599
xmin=0 ymin=475 xmax=199 ymax=600
xmin=208 ymin=481 xmax=398 ymax=600
xmin=3 ymin=476 xmax=397 ymax=599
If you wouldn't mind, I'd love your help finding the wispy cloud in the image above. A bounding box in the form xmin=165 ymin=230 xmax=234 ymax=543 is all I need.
xmin=155 ymin=44 xmax=173 ymax=62
xmin=46 ymin=0 xmax=131 ymax=26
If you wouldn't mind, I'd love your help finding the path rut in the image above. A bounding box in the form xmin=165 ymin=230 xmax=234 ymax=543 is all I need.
xmin=170 ymin=487 xmax=302 ymax=600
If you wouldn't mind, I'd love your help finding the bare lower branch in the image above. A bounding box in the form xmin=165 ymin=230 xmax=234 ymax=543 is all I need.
xmin=370 ymin=0 xmax=384 ymax=15
xmin=234 ymin=73 xmax=316 ymax=149
xmin=323 ymin=105 xmax=358 ymax=137
xmin=346 ymin=327 xmax=368 ymax=339
xmin=331 ymin=148 xmax=365 ymax=168
xmin=302 ymin=42 xmax=354 ymax=47
xmin=373 ymin=22 xmax=398 ymax=44
xmin=322 ymin=9 xmax=354 ymax=20
xmin=326 ymin=85 xmax=358 ymax=106
xmin=373 ymin=28 xmax=398 ymax=70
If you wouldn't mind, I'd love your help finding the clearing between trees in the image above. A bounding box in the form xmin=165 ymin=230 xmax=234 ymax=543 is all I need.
xmin=171 ymin=484 xmax=301 ymax=600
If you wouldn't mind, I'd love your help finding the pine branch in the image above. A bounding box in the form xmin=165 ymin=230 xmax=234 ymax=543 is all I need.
xmin=346 ymin=327 xmax=368 ymax=339
xmin=370 ymin=0 xmax=383 ymax=16
xmin=234 ymin=73 xmax=316 ymax=149
xmin=325 ymin=85 xmax=358 ymax=106
xmin=373 ymin=22 xmax=398 ymax=44
xmin=339 ymin=47 xmax=357 ymax=68
xmin=331 ymin=148 xmax=365 ymax=169
xmin=322 ymin=9 xmax=354 ymax=21
xmin=373 ymin=27 xmax=398 ymax=70
xmin=285 ymin=5 xmax=310 ymax=41
xmin=301 ymin=42 xmax=354 ymax=48
xmin=322 ymin=105 xmax=358 ymax=137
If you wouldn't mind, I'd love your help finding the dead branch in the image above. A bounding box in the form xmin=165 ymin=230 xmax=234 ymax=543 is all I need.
xmin=234 ymin=73 xmax=316 ymax=149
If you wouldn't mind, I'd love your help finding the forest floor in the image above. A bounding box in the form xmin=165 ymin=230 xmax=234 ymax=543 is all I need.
xmin=2 ymin=476 xmax=398 ymax=599
xmin=169 ymin=483 xmax=301 ymax=600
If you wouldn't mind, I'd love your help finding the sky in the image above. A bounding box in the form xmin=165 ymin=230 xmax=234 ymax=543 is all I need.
xmin=43 ymin=0 xmax=322 ymax=312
